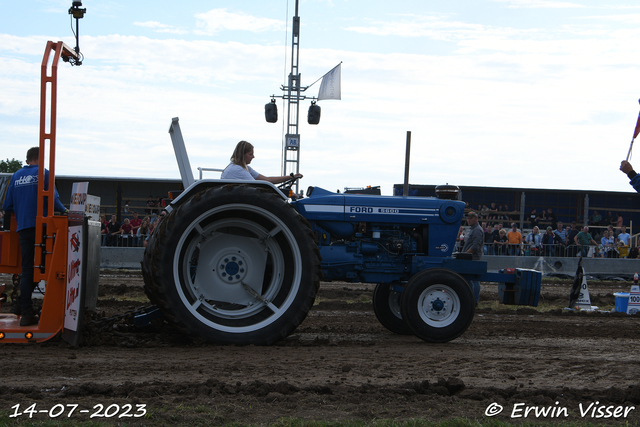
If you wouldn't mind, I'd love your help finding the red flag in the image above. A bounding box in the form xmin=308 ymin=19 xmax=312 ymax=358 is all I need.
xmin=626 ymin=101 xmax=640 ymax=161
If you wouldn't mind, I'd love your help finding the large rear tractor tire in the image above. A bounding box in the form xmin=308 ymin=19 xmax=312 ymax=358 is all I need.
xmin=400 ymin=268 xmax=475 ymax=343
xmin=372 ymin=283 xmax=412 ymax=335
xmin=142 ymin=184 xmax=321 ymax=345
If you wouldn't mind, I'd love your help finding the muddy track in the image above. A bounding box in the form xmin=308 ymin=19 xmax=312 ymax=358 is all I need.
xmin=0 ymin=272 xmax=639 ymax=425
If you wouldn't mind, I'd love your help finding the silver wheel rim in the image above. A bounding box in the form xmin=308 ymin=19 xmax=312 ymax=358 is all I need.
xmin=417 ymin=284 xmax=460 ymax=327
xmin=173 ymin=204 xmax=302 ymax=333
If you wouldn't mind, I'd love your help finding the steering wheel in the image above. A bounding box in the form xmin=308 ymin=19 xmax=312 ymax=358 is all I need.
xmin=277 ymin=175 xmax=301 ymax=197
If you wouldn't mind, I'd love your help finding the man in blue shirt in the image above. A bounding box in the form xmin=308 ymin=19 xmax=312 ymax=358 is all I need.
xmin=2 ymin=147 xmax=67 ymax=326
xmin=618 ymin=225 xmax=631 ymax=246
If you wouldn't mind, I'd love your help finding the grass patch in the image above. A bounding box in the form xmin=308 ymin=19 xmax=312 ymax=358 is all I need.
xmin=274 ymin=421 xmax=633 ymax=427
xmin=313 ymin=295 xmax=372 ymax=306
xmin=477 ymin=299 xmax=616 ymax=313
xmin=477 ymin=298 xmax=561 ymax=312
xmin=98 ymin=294 xmax=151 ymax=303
xmin=0 ymin=416 xmax=630 ymax=427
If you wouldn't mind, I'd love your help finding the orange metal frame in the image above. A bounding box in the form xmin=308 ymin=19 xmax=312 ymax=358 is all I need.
xmin=0 ymin=41 xmax=78 ymax=343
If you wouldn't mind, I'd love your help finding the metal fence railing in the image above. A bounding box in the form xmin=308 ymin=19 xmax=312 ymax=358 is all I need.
xmin=102 ymin=233 xmax=149 ymax=248
xmin=483 ymin=243 xmax=629 ymax=258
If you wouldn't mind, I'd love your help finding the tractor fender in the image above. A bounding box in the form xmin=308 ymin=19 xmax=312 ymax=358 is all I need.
xmin=166 ymin=179 xmax=288 ymax=213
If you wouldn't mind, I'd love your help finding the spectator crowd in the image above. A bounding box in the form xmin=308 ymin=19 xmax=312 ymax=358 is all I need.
xmin=456 ymin=205 xmax=634 ymax=258
xmin=100 ymin=195 xmax=167 ymax=247
xmin=2 ymin=194 xmax=635 ymax=258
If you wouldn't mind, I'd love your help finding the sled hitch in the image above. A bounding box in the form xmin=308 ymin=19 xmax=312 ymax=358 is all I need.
xmin=133 ymin=306 xmax=163 ymax=328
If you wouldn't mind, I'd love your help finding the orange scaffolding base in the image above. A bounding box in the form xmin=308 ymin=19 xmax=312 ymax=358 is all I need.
xmin=0 ymin=217 xmax=68 ymax=343
xmin=0 ymin=41 xmax=78 ymax=344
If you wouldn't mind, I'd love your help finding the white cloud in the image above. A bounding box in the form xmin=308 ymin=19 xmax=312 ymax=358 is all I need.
xmin=194 ymin=9 xmax=285 ymax=35
xmin=491 ymin=0 xmax=584 ymax=8
xmin=577 ymin=13 xmax=640 ymax=24
xmin=133 ymin=21 xmax=188 ymax=35
xmin=345 ymin=16 xmax=490 ymax=40
xmin=3 ymin=3 xmax=640 ymax=195
xmin=72 ymin=35 xmax=284 ymax=87
xmin=342 ymin=12 xmax=640 ymax=58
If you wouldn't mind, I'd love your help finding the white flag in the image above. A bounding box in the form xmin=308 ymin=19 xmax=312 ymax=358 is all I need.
xmin=317 ymin=63 xmax=341 ymax=101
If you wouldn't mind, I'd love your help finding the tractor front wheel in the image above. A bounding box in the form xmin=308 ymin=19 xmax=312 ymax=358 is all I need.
xmin=400 ymin=268 xmax=475 ymax=343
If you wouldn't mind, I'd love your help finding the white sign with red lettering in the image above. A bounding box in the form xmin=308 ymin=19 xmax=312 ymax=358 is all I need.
xmin=85 ymin=194 xmax=101 ymax=221
xmin=69 ymin=181 xmax=89 ymax=212
xmin=64 ymin=224 xmax=83 ymax=331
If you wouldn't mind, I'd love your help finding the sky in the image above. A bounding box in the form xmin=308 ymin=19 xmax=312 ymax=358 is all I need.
xmin=2 ymin=0 xmax=640 ymax=196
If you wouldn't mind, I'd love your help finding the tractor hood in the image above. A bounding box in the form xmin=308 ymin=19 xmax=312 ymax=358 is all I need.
xmin=293 ymin=187 xmax=465 ymax=226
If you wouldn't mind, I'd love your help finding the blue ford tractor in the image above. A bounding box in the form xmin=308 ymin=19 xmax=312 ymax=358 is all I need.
xmin=141 ymin=120 xmax=539 ymax=345
xmin=142 ymin=178 xmax=539 ymax=345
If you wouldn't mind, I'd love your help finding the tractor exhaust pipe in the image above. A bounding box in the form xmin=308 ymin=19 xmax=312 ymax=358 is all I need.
xmin=403 ymin=131 xmax=411 ymax=197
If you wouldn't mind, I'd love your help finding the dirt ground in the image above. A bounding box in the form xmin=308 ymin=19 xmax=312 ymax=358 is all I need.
xmin=1 ymin=271 xmax=640 ymax=425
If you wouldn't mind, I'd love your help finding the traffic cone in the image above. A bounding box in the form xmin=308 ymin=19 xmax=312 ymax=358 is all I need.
xmin=575 ymin=274 xmax=598 ymax=311
xmin=569 ymin=258 xmax=598 ymax=311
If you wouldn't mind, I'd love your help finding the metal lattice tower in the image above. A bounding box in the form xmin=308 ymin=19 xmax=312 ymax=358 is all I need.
xmin=282 ymin=1 xmax=301 ymax=177
xmin=267 ymin=0 xmax=320 ymax=194
xmin=279 ymin=0 xmax=311 ymax=193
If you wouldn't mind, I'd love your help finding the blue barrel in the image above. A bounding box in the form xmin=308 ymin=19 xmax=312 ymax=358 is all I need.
xmin=498 ymin=268 xmax=542 ymax=307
